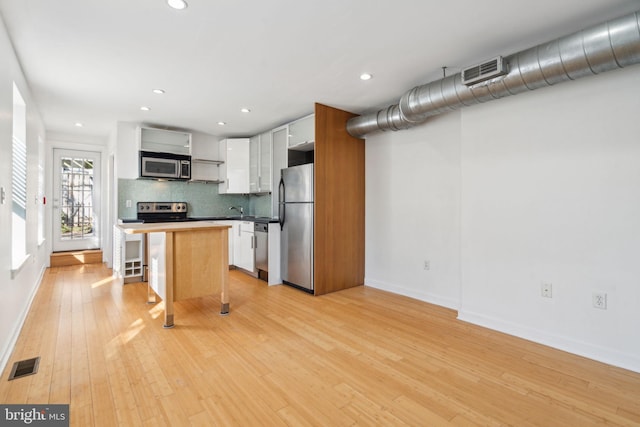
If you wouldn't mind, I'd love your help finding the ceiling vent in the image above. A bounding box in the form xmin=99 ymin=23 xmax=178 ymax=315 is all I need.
xmin=461 ymin=56 xmax=508 ymax=86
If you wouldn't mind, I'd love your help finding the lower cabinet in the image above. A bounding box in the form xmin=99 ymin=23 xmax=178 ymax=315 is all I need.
xmin=234 ymin=221 xmax=255 ymax=272
xmin=113 ymin=226 xmax=144 ymax=283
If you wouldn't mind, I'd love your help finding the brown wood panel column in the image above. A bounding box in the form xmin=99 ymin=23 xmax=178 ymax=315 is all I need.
xmin=314 ymin=103 xmax=365 ymax=295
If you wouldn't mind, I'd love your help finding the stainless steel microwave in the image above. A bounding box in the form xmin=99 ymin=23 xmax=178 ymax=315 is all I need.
xmin=139 ymin=151 xmax=191 ymax=180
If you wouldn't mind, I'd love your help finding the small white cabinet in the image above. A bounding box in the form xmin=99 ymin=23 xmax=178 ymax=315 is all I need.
xmin=249 ymin=131 xmax=272 ymax=193
xmin=138 ymin=126 xmax=191 ymax=155
xmin=113 ymin=226 xmax=144 ymax=283
xmin=233 ymin=221 xmax=255 ymax=272
xmin=219 ymin=138 xmax=250 ymax=194
xmin=191 ymin=134 xmax=224 ymax=183
xmin=191 ymin=159 xmax=223 ymax=183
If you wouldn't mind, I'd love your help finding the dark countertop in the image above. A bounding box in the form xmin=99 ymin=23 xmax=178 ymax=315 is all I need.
xmin=188 ymin=216 xmax=278 ymax=224
xmin=119 ymin=216 xmax=278 ymax=224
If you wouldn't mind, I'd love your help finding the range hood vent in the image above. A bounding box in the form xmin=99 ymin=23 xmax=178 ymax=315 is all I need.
xmin=461 ymin=56 xmax=508 ymax=86
xmin=347 ymin=10 xmax=640 ymax=138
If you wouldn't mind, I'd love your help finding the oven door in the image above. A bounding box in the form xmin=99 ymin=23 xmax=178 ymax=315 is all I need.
xmin=140 ymin=156 xmax=179 ymax=179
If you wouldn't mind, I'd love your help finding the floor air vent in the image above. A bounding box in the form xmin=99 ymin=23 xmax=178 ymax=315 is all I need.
xmin=462 ymin=56 xmax=508 ymax=86
xmin=8 ymin=357 xmax=40 ymax=381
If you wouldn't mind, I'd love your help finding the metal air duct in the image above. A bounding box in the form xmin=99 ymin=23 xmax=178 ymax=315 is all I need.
xmin=347 ymin=10 xmax=640 ymax=138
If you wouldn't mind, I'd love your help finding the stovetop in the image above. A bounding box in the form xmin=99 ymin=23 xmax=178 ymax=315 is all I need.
xmin=137 ymin=201 xmax=188 ymax=222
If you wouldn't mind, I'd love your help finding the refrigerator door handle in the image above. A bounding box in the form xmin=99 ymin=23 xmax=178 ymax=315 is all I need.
xmin=278 ymin=177 xmax=285 ymax=230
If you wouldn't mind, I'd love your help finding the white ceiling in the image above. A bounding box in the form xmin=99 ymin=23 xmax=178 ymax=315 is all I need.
xmin=1 ymin=0 xmax=639 ymax=140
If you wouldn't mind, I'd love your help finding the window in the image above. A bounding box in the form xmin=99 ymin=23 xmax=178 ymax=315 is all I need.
xmin=38 ymin=135 xmax=45 ymax=245
xmin=12 ymin=83 xmax=28 ymax=271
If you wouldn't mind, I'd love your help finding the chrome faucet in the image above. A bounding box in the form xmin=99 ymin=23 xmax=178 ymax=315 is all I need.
xmin=229 ymin=206 xmax=244 ymax=217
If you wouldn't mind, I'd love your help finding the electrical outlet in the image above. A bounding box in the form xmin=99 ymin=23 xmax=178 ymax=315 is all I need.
xmin=593 ymin=292 xmax=607 ymax=309
xmin=423 ymin=260 xmax=430 ymax=270
xmin=541 ymin=283 xmax=552 ymax=298
xmin=126 ymin=199 xmax=132 ymax=208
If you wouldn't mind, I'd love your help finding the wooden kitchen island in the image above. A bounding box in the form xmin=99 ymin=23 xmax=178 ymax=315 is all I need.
xmin=118 ymin=221 xmax=231 ymax=328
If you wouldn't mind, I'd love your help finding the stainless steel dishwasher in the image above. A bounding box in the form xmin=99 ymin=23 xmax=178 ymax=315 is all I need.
xmin=254 ymin=222 xmax=268 ymax=281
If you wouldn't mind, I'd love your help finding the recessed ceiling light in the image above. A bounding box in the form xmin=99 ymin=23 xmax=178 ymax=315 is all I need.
xmin=218 ymin=121 xmax=226 ymax=126
xmin=360 ymin=73 xmax=373 ymax=81
xmin=167 ymin=0 xmax=188 ymax=10
xmin=241 ymin=108 xmax=251 ymax=113
xmin=152 ymin=89 xmax=165 ymax=94
xmin=140 ymin=106 xmax=151 ymax=111
xmin=74 ymin=122 xmax=83 ymax=127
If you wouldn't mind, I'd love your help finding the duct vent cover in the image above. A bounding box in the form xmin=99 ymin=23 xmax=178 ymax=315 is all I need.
xmin=462 ymin=56 xmax=508 ymax=86
xmin=8 ymin=357 xmax=40 ymax=381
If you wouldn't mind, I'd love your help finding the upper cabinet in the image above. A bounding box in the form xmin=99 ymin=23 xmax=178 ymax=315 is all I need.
xmin=271 ymin=126 xmax=288 ymax=215
xmin=287 ymin=114 xmax=314 ymax=151
xmin=190 ymin=158 xmax=223 ymax=183
xmin=191 ymin=132 xmax=223 ymax=183
xmin=138 ymin=126 xmax=191 ymax=155
xmin=249 ymin=135 xmax=260 ymax=193
xmin=219 ymin=138 xmax=250 ymax=194
xmin=259 ymin=131 xmax=272 ymax=193
xmin=249 ymin=131 xmax=272 ymax=194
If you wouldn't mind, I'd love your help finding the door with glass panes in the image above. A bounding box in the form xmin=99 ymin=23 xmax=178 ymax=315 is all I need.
xmin=52 ymin=149 xmax=101 ymax=252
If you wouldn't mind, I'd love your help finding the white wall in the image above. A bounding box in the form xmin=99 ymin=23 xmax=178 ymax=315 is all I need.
xmin=0 ymin=17 xmax=48 ymax=372
xmin=365 ymin=66 xmax=640 ymax=373
xmin=365 ymin=111 xmax=462 ymax=309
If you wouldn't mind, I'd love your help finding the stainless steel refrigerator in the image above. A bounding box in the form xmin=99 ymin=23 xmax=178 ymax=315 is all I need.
xmin=279 ymin=163 xmax=314 ymax=293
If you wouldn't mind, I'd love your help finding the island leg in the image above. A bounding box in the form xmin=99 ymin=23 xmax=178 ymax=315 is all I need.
xmin=219 ymin=264 xmax=230 ymax=315
xmin=164 ymin=231 xmax=175 ymax=328
xmin=220 ymin=228 xmax=230 ymax=315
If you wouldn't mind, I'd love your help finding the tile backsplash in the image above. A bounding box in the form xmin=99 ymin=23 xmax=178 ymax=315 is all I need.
xmin=118 ymin=179 xmax=274 ymax=219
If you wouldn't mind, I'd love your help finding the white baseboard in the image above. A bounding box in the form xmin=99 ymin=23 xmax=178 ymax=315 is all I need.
xmin=0 ymin=265 xmax=46 ymax=375
xmin=363 ymin=277 xmax=640 ymax=373
xmin=458 ymin=309 xmax=640 ymax=374
xmin=364 ymin=278 xmax=459 ymax=311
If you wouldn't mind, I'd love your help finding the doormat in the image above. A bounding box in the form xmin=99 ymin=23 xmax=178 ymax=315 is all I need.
xmin=8 ymin=357 xmax=40 ymax=381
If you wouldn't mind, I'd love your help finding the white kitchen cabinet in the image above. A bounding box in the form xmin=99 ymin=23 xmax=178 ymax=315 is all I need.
xmin=287 ymin=113 xmax=314 ymax=151
xmin=259 ymin=131 xmax=272 ymax=192
xmin=113 ymin=226 xmax=144 ymax=283
xmin=233 ymin=221 xmax=255 ymax=272
xmin=218 ymin=138 xmax=250 ymax=194
xmin=249 ymin=132 xmax=272 ymax=194
xmin=249 ymin=135 xmax=260 ymax=193
xmin=271 ymin=126 xmax=288 ymax=216
xmin=191 ymin=134 xmax=224 ymax=183
xmin=138 ymin=126 xmax=191 ymax=155
xmin=267 ymin=222 xmax=281 ymax=286
xmin=191 ymin=158 xmax=223 ymax=183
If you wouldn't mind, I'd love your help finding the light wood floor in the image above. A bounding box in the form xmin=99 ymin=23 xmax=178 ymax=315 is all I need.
xmin=1 ymin=264 xmax=639 ymax=426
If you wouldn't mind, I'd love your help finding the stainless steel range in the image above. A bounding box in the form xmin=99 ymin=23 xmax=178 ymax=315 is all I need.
xmin=133 ymin=202 xmax=190 ymax=283
xmin=137 ymin=202 xmax=189 ymax=223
